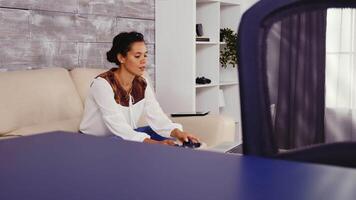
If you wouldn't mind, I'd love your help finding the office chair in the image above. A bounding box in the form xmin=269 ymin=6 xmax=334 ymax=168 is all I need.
xmin=238 ymin=0 xmax=356 ymax=168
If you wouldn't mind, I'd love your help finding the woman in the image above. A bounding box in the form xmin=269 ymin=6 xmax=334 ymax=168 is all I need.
xmin=80 ymin=31 xmax=199 ymax=146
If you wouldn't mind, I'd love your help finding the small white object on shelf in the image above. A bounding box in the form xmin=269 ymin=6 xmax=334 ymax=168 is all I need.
xmin=218 ymin=89 xmax=226 ymax=107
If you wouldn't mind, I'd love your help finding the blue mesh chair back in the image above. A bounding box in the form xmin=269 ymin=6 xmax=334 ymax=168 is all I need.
xmin=238 ymin=0 xmax=356 ymax=168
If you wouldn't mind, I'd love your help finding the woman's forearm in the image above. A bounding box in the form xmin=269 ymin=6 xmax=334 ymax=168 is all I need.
xmin=143 ymin=138 xmax=159 ymax=144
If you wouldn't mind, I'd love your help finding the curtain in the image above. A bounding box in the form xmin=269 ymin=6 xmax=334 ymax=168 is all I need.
xmin=269 ymin=10 xmax=327 ymax=149
xmin=325 ymin=9 xmax=356 ymax=142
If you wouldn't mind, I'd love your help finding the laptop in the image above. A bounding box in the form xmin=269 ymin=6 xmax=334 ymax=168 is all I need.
xmin=208 ymin=141 xmax=243 ymax=154
xmin=170 ymin=111 xmax=209 ymax=117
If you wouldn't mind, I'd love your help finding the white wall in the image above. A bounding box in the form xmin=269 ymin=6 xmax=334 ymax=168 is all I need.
xmin=241 ymin=0 xmax=259 ymax=14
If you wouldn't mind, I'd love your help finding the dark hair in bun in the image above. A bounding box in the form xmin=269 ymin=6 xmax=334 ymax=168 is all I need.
xmin=106 ymin=31 xmax=145 ymax=66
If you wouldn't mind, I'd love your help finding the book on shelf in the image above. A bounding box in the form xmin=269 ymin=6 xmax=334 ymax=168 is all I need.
xmin=196 ymin=37 xmax=210 ymax=42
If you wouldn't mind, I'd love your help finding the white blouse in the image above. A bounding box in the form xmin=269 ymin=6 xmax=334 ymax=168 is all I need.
xmin=79 ymin=77 xmax=183 ymax=142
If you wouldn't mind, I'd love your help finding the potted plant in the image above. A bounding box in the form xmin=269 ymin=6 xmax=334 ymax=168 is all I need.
xmin=220 ymin=28 xmax=238 ymax=68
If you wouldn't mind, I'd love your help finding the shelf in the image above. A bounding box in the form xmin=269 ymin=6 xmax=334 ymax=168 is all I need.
xmin=197 ymin=0 xmax=219 ymax=3
xmin=196 ymin=83 xmax=218 ymax=88
xmin=219 ymin=81 xmax=238 ymax=86
xmin=196 ymin=41 xmax=219 ymax=45
xmin=156 ymin=0 xmax=242 ymax=143
xmin=196 ymin=45 xmax=219 ymax=85
xmin=220 ymin=0 xmax=241 ymax=6
xmin=196 ymin=86 xmax=219 ymax=115
xmin=197 ymin=0 xmax=241 ymax=5
xmin=197 ymin=1 xmax=220 ymax=42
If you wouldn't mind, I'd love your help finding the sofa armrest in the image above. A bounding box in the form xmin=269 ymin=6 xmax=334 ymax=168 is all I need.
xmin=169 ymin=115 xmax=235 ymax=148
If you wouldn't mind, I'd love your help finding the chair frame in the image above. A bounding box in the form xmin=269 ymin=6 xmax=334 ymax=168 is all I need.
xmin=238 ymin=0 xmax=356 ymax=162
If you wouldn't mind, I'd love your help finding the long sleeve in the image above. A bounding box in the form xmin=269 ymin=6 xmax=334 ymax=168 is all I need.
xmin=144 ymin=80 xmax=183 ymax=138
xmin=90 ymin=78 xmax=150 ymax=142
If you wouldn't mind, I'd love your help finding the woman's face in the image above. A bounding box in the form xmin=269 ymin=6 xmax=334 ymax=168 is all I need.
xmin=119 ymin=41 xmax=147 ymax=76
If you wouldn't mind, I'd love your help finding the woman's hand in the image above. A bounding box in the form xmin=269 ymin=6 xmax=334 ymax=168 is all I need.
xmin=170 ymin=128 xmax=200 ymax=143
xmin=143 ymin=138 xmax=176 ymax=146
xmin=159 ymin=139 xmax=177 ymax=146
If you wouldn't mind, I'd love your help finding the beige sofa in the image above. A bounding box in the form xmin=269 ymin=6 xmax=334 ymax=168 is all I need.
xmin=0 ymin=67 xmax=235 ymax=148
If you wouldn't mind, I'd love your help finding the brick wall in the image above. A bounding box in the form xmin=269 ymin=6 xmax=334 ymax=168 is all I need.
xmin=0 ymin=0 xmax=155 ymax=84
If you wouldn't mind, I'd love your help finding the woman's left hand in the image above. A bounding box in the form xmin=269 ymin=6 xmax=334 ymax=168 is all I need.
xmin=170 ymin=129 xmax=200 ymax=143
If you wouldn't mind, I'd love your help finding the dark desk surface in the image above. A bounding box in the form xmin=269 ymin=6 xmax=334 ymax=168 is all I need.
xmin=1 ymin=132 xmax=356 ymax=200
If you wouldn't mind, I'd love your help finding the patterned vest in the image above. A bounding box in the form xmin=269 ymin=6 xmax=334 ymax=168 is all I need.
xmin=95 ymin=68 xmax=147 ymax=107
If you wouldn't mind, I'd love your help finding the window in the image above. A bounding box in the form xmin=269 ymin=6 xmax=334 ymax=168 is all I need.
xmin=326 ymin=9 xmax=356 ymax=108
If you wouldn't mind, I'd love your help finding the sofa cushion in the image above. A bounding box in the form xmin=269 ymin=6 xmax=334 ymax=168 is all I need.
xmin=69 ymin=68 xmax=107 ymax=103
xmin=5 ymin=118 xmax=81 ymax=137
xmin=0 ymin=68 xmax=83 ymax=136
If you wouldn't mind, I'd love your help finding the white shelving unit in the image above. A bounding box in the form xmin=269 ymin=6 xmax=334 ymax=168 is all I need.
xmin=155 ymin=0 xmax=242 ymax=143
